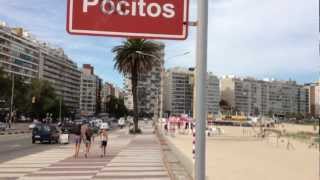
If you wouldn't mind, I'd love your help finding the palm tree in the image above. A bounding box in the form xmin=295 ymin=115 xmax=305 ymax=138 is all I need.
xmin=112 ymin=39 xmax=161 ymax=133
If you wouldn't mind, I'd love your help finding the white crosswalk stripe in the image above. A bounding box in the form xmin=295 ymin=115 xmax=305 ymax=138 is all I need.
xmin=0 ymin=125 xmax=171 ymax=180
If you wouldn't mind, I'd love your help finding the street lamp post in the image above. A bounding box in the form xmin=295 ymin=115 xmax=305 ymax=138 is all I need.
xmin=59 ymin=97 xmax=62 ymax=123
xmin=8 ymin=73 xmax=15 ymax=129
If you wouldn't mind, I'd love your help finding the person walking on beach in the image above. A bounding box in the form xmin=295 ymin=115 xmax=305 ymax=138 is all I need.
xmin=100 ymin=127 xmax=108 ymax=157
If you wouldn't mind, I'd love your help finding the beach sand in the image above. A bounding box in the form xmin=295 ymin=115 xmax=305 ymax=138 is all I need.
xmin=166 ymin=125 xmax=319 ymax=180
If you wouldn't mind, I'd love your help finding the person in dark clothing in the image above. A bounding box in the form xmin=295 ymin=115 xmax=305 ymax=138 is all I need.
xmin=72 ymin=123 xmax=82 ymax=158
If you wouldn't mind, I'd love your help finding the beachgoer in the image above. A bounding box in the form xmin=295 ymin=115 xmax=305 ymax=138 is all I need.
xmin=100 ymin=128 xmax=108 ymax=157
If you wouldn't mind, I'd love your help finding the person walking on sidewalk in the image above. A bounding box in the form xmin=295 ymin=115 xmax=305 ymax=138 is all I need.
xmin=99 ymin=126 xmax=108 ymax=158
xmin=72 ymin=123 xmax=82 ymax=158
xmin=84 ymin=126 xmax=94 ymax=158
xmin=81 ymin=121 xmax=90 ymax=158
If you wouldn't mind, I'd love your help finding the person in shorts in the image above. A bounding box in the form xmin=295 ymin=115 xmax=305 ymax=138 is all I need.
xmin=84 ymin=126 xmax=93 ymax=158
xmin=100 ymin=127 xmax=108 ymax=157
xmin=80 ymin=121 xmax=90 ymax=158
xmin=72 ymin=123 xmax=82 ymax=158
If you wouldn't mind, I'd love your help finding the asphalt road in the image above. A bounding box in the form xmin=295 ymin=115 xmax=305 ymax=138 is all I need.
xmin=0 ymin=134 xmax=60 ymax=163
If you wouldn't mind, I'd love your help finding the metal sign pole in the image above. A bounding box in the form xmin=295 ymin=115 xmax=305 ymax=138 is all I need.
xmin=195 ymin=0 xmax=208 ymax=179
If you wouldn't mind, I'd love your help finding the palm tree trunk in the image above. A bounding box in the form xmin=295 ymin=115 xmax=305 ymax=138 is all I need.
xmin=131 ymin=65 xmax=139 ymax=133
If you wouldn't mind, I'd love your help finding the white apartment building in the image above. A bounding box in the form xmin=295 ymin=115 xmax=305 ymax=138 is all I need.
xmin=163 ymin=67 xmax=220 ymax=117
xmin=221 ymin=76 xmax=309 ymax=116
xmin=80 ymin=64 xmax=100 ymax=116
xmin=207 ymin=72 xmax=220 ymax=115
xmin=124 ymin=42 xmax=164 ymax=117
xmin=305 ymin=81 xmax=320 ymax=117
xmin=163 ymin=67 xmax=194 ymax=116
xmin=0 ymin=23 xmax=81 ymax=111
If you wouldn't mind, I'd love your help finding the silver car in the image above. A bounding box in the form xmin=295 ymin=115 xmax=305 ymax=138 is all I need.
xmin=0 ymin=122 xmax=6 ymax=131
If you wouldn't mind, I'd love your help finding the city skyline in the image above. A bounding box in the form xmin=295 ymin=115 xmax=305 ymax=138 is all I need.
xmin=0 ymin=0 xmax=318 ymax=88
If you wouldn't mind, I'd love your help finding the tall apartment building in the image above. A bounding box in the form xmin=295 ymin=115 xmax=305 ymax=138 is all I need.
xmin=0 ymin=24 xmax=40 ymax=82
xmin=163 ymin=67 xmax=220 ymax=117
xmin=101 ymin=82 xmax=124 ymax=112
xmin=39 ymin=45 xmax=81 ymax=111
xmin=80 ymin=64 xmax=101 ymax=116
xmin=124 ymin=42 xmax=164 ymax=117
xmin=207 ymin=72 xmax=220 ymax=115
xmin=0 ymin=22 xmax=81 ymax=111
xmin=220 ymin=76 xmax=309 ymax=116
xmin=305 ymin=81 xmax=320 ymax=117
xmin=124 ymin=78 xmax=134 ymax=111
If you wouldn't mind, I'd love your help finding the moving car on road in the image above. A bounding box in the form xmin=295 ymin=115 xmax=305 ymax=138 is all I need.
xmin=118 ymin=117 xmax=125 ymax=129
xmin=100 ymin=123 xmax=110 ymax=130
xmin=32 ymin=124 xmax=60 ymax=144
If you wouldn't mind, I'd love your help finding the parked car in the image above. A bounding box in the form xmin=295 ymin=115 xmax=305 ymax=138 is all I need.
xmin=0 ymin=122 xmax=6 ymax=131
xmin=32 ymin=124 xmax=60 ymax=144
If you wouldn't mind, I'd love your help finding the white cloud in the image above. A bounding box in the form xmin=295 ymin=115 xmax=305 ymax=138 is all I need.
xmin=0 ymin=0 xmax=318 ymax=85
xmin=165 ymin=0 xmax=319 ymax=83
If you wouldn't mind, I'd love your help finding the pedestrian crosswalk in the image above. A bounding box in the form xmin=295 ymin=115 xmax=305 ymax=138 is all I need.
xmin=0 ymin=125 xmax=171 ymax=180
xmin=0 ymin=146 xmax=73 ymax=179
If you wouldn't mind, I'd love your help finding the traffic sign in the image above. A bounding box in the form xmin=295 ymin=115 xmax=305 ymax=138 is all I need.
xmin=67 ymin=0 xmax=189 ymax=40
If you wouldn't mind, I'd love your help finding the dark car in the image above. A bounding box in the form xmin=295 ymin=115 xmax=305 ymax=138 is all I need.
xmin=32 ymin=124 xmax=60 ymax=144
xmin=0 ymin=122 xmax=6 ymax=131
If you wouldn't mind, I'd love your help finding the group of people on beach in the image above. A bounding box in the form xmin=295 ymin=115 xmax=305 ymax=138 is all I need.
xmin=72 ymin=121 xmax=109 ymax=158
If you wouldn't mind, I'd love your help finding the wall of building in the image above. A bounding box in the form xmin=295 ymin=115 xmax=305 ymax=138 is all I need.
xmin=0 ymin=24 xmax=81 ymax=111
xmin=221 ymin=77 xmax=309 ymax=116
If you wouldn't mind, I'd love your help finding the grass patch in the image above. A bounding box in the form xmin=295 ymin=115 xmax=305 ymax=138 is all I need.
xmin=284 ymin=131 xmax=319 ymax=143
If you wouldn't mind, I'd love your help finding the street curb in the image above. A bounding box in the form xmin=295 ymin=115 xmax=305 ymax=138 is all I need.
xmin=156 ymin=126 xmax=194 ymax=180
xmin=0 ymin=130 xmax=31 ymax=136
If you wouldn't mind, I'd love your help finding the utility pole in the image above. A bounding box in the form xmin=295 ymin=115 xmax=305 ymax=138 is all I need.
xmin=59 ymin=97 xmax=62 ymax=123
xmin=195 ymin=0 xmax=208 ymax=179
xmin=9 ymin=73 xmax=15 ymax=129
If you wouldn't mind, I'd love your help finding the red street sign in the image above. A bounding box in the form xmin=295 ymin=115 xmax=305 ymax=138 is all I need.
xmin=67 ymin=0 xmax=189 ymax=40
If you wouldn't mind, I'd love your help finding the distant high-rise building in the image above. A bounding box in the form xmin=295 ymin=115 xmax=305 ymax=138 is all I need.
xmin=207 ymin=72 xmax=220 ymax=115
xmin=101 ymin=82 xmax=124 ymax=112
xmin=220 ymin=76 xmax=309 ymax=116
xmin=80 ymin=64 xmax=100 ymax=116
xmin=124 ymin=42 xmax=164 ymax=117
xmin=163 ymin=67 xmax=220 ymax=117
xmin=305 ymin=81 xmax=320 ymax=117
xmin=163 ymin=67 xmax=194 ymax=117
xmin=0 ymin=23 xmax=81 ymax=111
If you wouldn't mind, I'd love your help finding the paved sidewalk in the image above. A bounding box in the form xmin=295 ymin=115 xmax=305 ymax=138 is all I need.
xmin=0 ymin=123 xmax=170 ymax=180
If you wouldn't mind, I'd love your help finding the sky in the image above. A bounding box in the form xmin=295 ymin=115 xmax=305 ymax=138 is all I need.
xmin=0 ymin=0 xmax=318 ymax=87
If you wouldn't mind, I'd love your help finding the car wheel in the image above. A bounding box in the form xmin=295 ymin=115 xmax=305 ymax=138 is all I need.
xmin=32 ymin=139 xmax=35 ymax=144
xmin=48 ymin=139 xmax=51 ymax=144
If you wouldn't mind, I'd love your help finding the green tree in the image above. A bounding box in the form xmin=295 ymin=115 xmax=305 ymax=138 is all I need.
xmin=30 ymin=79 xmax=69 ymax=120
xmin=104 ymin=95 xmax=128 ymax=118
xmin=112 ymin=39 xmax=161 ymax=133
xmin=0 ymin=69 xmax=10 ymax=107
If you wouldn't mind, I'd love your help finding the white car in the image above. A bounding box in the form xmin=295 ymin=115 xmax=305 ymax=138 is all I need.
xmin=118 ymin=118 xmax=125 ymax=128
xmin=100 ymin=123 xmax=110 ymax=130
xmin=94 ymin=119 xmax=103 ymax=127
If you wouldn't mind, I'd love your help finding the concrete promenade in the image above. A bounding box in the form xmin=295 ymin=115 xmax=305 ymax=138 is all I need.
xmin=0 ymin=123 xmax=170 ymax=180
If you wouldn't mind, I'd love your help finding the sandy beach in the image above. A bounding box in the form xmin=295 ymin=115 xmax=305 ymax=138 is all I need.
xmin=164 ymin=124 xmax=319 ymax=180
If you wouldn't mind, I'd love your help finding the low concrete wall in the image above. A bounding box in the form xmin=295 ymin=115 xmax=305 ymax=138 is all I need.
xmin=158 ymin=127 xmax=194 ymax=179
